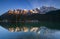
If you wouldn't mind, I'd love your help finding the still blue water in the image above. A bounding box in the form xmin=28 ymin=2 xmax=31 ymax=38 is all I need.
xmin=0 ymin=22 xmax=60 ymax=39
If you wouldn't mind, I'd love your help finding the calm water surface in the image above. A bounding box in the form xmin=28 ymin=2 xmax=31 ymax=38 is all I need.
xmin=0 ymin=22 xmax=60 ymax=39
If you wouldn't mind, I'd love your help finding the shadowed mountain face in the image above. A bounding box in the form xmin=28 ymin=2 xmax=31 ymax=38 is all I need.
xmin=46 ymin=9 xmax=60 ymax=14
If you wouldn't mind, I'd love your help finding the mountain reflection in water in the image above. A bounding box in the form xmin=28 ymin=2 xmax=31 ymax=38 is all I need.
xmin=0 ymin=22 xmax=60 ymax=39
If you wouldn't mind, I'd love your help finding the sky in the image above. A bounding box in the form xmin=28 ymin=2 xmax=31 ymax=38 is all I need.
xmin=0 ymin=0 xmax=60 ymax=15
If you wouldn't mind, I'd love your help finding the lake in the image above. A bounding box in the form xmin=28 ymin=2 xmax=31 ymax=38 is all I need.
xmin=0 ymin=22 xmax=60 ymax=39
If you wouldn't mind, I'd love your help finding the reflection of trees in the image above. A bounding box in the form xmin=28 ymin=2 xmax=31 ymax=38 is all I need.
xmin=8 ymin=26 xmax=54 ymax=35
xmin=8 ymin=26 xmax=39 ymax=32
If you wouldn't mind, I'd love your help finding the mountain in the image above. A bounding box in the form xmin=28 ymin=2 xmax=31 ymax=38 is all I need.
xmin=1 ymin=6 xmax=58 ymax=15
xmin=40 ymin=6 xmax=58 ymax=14
xmin=0 ymin=6 xmax=60 ymax=22
xmin=28 ymin=6 xmax=58 ymax=14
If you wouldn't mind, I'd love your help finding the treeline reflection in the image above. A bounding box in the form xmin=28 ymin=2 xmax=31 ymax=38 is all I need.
xmin=0 ymin=21 xmax=60 ymax=31
xmin=0 ymin=22 xmax=40 ymax=32
xmin=0 ymin=22 xmax=60 ymax=32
